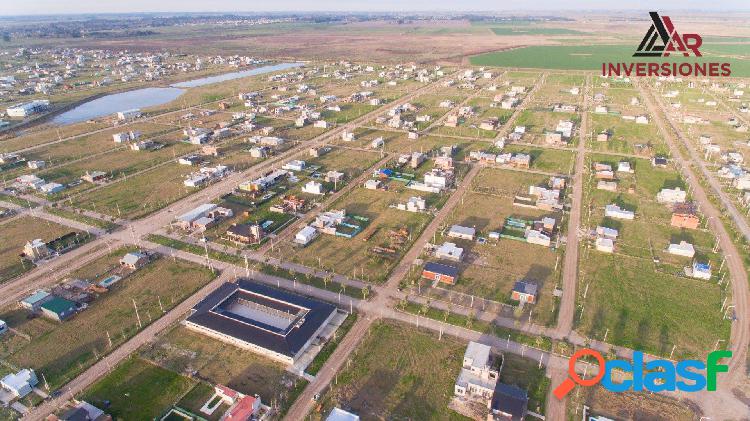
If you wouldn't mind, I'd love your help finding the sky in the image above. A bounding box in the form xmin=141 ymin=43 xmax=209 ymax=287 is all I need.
xmin=1 ymin=0 xmax=748 ymax=16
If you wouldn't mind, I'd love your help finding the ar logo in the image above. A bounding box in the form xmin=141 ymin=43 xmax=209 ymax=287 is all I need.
xmin=634 ymin=12 xmax=702 ymax=57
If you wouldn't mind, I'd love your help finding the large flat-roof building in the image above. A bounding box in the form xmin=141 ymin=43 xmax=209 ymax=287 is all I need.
xmin=185 ymin=279 xmax=337 ymax=365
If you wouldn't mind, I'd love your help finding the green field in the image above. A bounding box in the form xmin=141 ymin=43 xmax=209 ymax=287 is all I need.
xmin=491 ymin=27 xmax=586 ymax=36
xmin=81 ymin=356 xmax=196 ymax=421
xmin=470 ymin=44 xmax=750 ymax=77
xmin=310 ymin=320 xmax=472 ymax=421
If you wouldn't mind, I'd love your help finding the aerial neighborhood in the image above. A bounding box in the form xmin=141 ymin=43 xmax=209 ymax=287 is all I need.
xmin=0 ymin=7 xmax=747 ymax=421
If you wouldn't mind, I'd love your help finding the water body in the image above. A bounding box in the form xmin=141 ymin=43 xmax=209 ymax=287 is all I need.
xmin=52 ymin=62 xmax=302 ymax=125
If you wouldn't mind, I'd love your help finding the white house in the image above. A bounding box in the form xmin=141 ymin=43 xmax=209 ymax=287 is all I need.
xmin=605 ymin=204 xmax=635 ymax=220
xmin=116 ymin=109 xmax=141 ymax=121
xmin=448 ymin=225 xmax=475 ymax=240
xmin=302 ymin=180 xmax=325 ymax=195
xmin=282 ymin=160 xmax=306 ymax=172
xmin=364 ymin=179 xmax=381 ymax=190
xmin=295 ymin=226 xmax=318 ymax=245
xmin=595 ymin=237 xmax=615 ymax=253
xmin=525 ymin=230 xmax=551 ymax=247
xmin=454 ymin=342 xmax=499 ymax=402
xmin=1 ymin=369 xmax=38 ymax=398
xmin=667 ymin=241 xmax=696 ymax=258
xmin=435 ymin=242 xmax=464 ymax=261
xmin=0 ymin=319 xmax=7 ymax=336
xmin=656 ymin=187 xmax=687 ymax=204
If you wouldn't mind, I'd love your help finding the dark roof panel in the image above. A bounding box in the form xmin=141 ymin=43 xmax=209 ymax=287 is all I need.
xmin=186 ymin=279 xmax=337 ymax=358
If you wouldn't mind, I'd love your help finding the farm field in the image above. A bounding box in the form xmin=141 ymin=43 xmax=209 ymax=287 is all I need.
xmin=470 ymin=45 xmax=750 ymax=77
xmin=0 ymin=249 xmax=215 ymax=389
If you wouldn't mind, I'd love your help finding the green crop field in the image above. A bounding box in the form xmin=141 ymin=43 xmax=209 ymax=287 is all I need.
xmin=491 ymin=27 xmax=587 ymax=36
xmin=470 ymin=45 xmax=750 ymax=77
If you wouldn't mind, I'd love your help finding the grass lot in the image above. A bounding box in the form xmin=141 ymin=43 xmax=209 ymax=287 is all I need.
xmin=504 ymin=144 xmax=576 ymax=174
xmin=81 ymin=356 xmax=196 ymax=421
xmin=44 ymin=206 xmax=118 ymax=230
xmin=588 ymin=113 xmax=666 ymax=155
xmin=470 ymin=45 xmax=750 ymax=77
xmin=577 ymin=253 xmax=729 ymax=359
xmin=0 ymin=216 xmax=79 ymax=283
xmin=499 ymin=354 xmax=550 ymax=415
xmin=0 ymin=249 xmax=215 ymax=390
xmin=71 ymin=163 xmax=196 ymax=219
xmin=140 ymin=325 xmax=306 ymax=415
xmin=310 ymin=320 xmax=472 ymax=421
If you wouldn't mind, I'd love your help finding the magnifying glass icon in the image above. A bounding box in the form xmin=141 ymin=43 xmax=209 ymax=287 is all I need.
xmin=553 ymin=348 xmax=606 ymax=399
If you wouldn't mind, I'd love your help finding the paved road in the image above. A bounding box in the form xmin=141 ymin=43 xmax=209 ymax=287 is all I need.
xmin=639 ymin=81 xmax=750 ymax=418
xmin=555 ymin=75 xmax=590 ymax=337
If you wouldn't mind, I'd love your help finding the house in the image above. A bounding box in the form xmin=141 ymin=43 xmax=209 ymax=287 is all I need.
xmin=656 ymin=187 xmax=687 ymax=204
xmin=668 ymin=241 xmax=695 ymax=258
xmin=525 ymin=230 xmax=551 ymax=247
xmin=489 ymin=383 xmax=529 ymax=421
xmin=226 ymin=223 xmax=264 ymax=245
xmin=690 ymin=262 xmax=712 ymax=280
xmin=448 ymin=225 xmax=476 ymax=240
xmin=20 ymin=290 xmax=52 ymax=311
xmin=81 ymin=171 xmax=107 ymax=184
xmin=511 ymin=281 xmax=538 ymax=304
xmin=422 ymin=262 xmax=459 ymax=285
xmin=397 ymin=196 xmax=426 ymax=213
xmin=282 ymin=160 xmax=306 ymax=172
xmin=435 ymin=242 xmax=464 ymax=261
xmin=120 ymin=251 xmax=149 ymax=270
xmin=364 ymin=179 xmax=381 ymax=190
xmin=295 ymin=225 xmax=318 ymax=246
xmin=671 ymin=203 xmax=699 ymax=229
xmin=178 ymin=155 xmax=202 ymax=166
xmin=116 ymin=109 xmax=141 ymax=121
xmin=302 ymin=180 xmax=325 ymax=195
xmin=596 ymin=226 xmax=619 ymax=240
xmin=24 ymin=239 xmax=50 ymax=261
xmin=597 ymin=181 xmax=617 ymax=192
xmin=40 ymin=296 xmax=77 ymax=321
xmin=617 ymin=162 xmax=633 ymax=173
xmin=6 ymin=100 xmax=50 ymax=117
xmin=325 ymin=170 xmax=345 ymax=185
xmin=0 ymin=369 xmax=38 ymax=398
xmin=605 ymin=204 xmax=634 ymax=220
xmin=0 ymin=320 xmax=6 ymax=336
xmin=113 ymin=132 xmax=130 ymax=143
xmin=454 ymin=341 xmax=499 ymax=402
xmin=326 ymin=408 xmax=360 ymax=421
xmin=59 ymin=401 xmax=108 ymax=421
xmin=652 ymin=156 xmax=668 ymax=167
xmin=596 ymin=132 xmax=609 ymax=142
xmin=595 ymin=237 xmax=615 ymax=253
xmin=27 ymin=160 xmax=45 ymax=169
